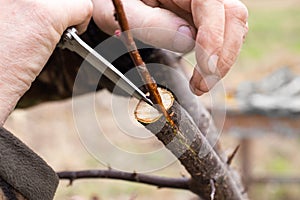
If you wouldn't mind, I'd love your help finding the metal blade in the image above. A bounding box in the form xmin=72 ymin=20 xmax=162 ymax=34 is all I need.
xmin=59 ymin=28 xmax=153 ymax=106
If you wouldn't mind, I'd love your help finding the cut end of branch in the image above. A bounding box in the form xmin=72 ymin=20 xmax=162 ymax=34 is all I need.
xmin=134 ymin=88 xmax=174 ymax=123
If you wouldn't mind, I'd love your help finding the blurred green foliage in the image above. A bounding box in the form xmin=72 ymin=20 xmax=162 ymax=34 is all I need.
xmin=240 ymin=7 xmax=300 ymax=60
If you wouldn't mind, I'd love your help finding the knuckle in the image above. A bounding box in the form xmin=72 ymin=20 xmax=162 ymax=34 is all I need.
xmin=84 ymin=0 xmax=94 ymax=18
xmin=195 ymin=0 xmax=224 ymax=7
xmin=219 ymin=51 xmax=235 ymax=75
xmin=141 ymin=0 xmax=160 ymax=7
xmin=220 ymin=46 xmax=240 ymax=72
xmin=226 ymin=1 xmax=248 ymax=23
xmin=197 ymin=26 xmax=223 ymax=49
xmin=30 ymin=2 xmax=54 ymax=28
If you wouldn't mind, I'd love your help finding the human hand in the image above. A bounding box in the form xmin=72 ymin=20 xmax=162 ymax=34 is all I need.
xmin=0 ymin=0 xmax=93 ymax=125
xmin=92 ymin=0 xmax=248 ymax=95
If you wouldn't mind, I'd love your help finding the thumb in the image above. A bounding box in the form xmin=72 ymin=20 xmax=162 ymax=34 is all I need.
xmin=93 ymin=0 xmax=195 ymax=53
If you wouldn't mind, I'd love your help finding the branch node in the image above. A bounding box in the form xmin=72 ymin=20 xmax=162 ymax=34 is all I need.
xmin=68 ymin=178 xmax=74 ymax=187
xmin=180 ymin=171 xmax=186 ymax=178
xmin=133 ymin=171 xmax=139 ymax=182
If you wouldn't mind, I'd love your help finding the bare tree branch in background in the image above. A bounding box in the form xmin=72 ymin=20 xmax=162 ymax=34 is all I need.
xmin=58 ymin=170 xmax=190 ymax=190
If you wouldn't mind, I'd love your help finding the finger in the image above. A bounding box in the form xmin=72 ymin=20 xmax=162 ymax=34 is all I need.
xmin=38 ymin=0 xmax=93 ymax=37
xmin=172 ymin=0 xmax=192 ymax=12
xmin=189 ymin=66 xmax=220 ymax=95
xmin=192 ymin=0 xmax=225 ymax=75
xmin=64 ymin=0 xmax=93 ymax=34
xmin=152 ymin=0 xmax=194 ymax=26
xmin=190 ymin=0 xmax=248 ymax=95
xmin=141 ymin=0 xmax=160 ymax=7
xmin=93 ymin=0 xmax=196 ymax=53
xmin=217 ymin=0 xmax=249 ymax=77
xmin=153 ymin=0 xmax=189 ymax=17
xmin=189 ymin=67 xmax=204 ymax=96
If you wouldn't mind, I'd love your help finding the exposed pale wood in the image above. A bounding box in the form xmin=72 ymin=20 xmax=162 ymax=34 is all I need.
xmin=112 ymin=0 xmax=175 ymax=127
xmin=134 ymin=88 xmax=174 ymax=123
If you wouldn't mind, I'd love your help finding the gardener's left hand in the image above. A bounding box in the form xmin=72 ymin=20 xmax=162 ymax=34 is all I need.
xmin=93 ymin=0 xmax=249 ymax=95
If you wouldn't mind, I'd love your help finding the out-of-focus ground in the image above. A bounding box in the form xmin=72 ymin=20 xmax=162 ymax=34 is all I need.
xmin=4 ymin=0 xmax=300 ymax=199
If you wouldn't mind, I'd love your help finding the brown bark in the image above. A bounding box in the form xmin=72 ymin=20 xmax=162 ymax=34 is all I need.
xmin=112 ymin=0 xmax=175 ymax=127
xmin=58 ymin=170 xmax=190 ymax=190
xmin=135 ymin=88 xmax=248 ymax=200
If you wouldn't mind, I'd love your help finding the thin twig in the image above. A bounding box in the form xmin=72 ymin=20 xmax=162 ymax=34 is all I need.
xmin=57 ymin=170 xmax=190 ymax=190
xmin=111 ymin=0 xmax=176 ymax=128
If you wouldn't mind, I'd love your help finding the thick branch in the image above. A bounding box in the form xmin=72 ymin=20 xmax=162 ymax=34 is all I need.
xmin=135 ymin=89 xmax=248 ymax=200
xmin=57 ymin=170 xmax=190 ymax=190
xmin=111 ymin=1 xmax=247 ymax=198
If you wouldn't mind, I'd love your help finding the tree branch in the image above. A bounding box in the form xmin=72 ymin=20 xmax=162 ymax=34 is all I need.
xmin=112 ymin=0 xmax=176 ymax=128
xmin=111 ymin=1 xmax=248 ymax=199
xmin=57 ymin=170 xmax=190 ymax=190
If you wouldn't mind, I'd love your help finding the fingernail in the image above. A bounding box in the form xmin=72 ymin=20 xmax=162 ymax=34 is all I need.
xmin=193 ymin=88 xmax=205 ymax=96
xmin=173 ymin=25 xmax=194 ymax=52
xmin=208 ymin=55 xmax=219 ymax=74
xmin=189 ymin=78 xmax=204 ymax=96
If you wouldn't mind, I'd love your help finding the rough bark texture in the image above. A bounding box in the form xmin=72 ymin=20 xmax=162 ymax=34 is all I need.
xmin=136 ymin=90 xmax=247 ymax=200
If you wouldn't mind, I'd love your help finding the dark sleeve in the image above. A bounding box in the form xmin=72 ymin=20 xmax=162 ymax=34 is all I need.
xmin=0 ymin=127 xmax=59 ymax=200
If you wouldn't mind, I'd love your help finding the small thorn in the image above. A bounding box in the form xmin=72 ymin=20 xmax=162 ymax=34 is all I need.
xmin=227 ymin=145 xmax=240 ymax=165
xmin=133 ymin=170 xmax=139 ymax=181
xmin=67 ymin=179 xmax=74 ymax=186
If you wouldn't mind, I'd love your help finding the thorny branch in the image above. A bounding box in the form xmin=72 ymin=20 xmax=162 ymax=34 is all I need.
xmin=57 ymin=170 xmax=190 ymax=190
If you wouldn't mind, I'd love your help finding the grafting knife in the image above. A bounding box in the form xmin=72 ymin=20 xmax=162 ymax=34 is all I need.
xmin=58 ymin=27 xmax=153 ymax=106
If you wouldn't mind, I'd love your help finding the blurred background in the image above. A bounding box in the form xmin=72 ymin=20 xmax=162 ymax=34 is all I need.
xmin=4 ymin=0 xmax=300 ymax=199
